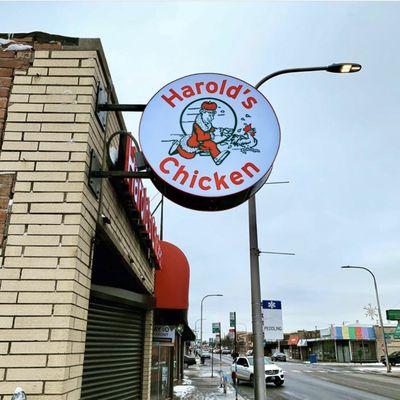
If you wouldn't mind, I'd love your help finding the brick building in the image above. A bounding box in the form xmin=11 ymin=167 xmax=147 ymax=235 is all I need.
xmin=0 ymin=32 xmax=164 ymax=399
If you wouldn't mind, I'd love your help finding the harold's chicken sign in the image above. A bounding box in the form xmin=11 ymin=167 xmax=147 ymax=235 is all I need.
xmin=139 ymin=73 xmax=280 ymax=211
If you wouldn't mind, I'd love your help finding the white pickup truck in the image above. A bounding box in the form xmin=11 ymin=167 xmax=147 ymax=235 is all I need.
xmin=232 ymin=356 xmax=284 ymax=387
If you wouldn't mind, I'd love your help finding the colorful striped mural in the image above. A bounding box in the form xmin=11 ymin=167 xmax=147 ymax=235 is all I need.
xmin=331 ymin=326 xmax=375 ymax=340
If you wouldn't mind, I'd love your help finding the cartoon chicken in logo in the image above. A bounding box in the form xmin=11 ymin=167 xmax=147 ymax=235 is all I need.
xmin=169 ymin=101 xmax=231 ymax=165
xmin=230 ymin=124 xmax=259 ymax=153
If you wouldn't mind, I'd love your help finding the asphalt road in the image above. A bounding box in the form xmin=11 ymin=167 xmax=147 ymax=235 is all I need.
xmin=209 ymin=354 xmax=400 ymax=400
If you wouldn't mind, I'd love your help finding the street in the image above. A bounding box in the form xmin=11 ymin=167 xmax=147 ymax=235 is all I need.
xmin=206 ymin=355 xmax=400 ymax=400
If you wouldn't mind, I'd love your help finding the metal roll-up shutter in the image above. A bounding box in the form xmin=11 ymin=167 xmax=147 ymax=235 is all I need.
xmin=81 ymin=296 xmax=145 ymax=400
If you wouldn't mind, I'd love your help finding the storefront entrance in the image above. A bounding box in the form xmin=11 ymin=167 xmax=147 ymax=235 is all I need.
xmin=336 ymin=340 xmax=351 ymax=363
xmin=81 ymin=290 xmax=146 ymax=399
xmin=151 ymin=343 xmax=174 ymax=400
xmin=81 ymin=229 xmax=154 ymax=399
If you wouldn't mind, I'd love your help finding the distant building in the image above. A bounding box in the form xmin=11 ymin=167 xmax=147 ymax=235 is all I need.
xmin=307 ymin=325 xmax=377 ymax=362
xmin=374 ymin=325 xmax=400 ymax=359
xmin=286 ymin=329 xmax=320 ymax=361
xmin=236 ymin=331 xmax=253 ymax=354
xmin=271 ymin=324 xmax=391 ymax=363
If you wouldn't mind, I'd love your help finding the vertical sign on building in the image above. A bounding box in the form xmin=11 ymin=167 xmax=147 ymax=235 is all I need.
xmin=230 ymin=312 xmax=236 ymax=327
xmin=262 ymin=300 xmax=284 ymax=340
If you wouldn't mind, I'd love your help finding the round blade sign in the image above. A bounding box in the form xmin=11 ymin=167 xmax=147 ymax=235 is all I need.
xmin=139 ymin=73 xmax=280 ymax=211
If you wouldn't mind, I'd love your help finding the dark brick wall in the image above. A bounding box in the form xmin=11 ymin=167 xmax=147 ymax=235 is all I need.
xmin=0 ymin=173 xmax=14 ymax=248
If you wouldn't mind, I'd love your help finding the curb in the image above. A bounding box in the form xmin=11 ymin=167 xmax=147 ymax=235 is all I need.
xmin=288 ymin=360 xmax=400 ymax=378
xmin=227 ymin=382 xmax=247 ymax=400
xmin=355 ymin=370 xmax=400 ymax=379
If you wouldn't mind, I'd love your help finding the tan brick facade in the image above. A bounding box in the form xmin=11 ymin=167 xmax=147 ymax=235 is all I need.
xmin=0 ymin=34 xmax=155 ymax=399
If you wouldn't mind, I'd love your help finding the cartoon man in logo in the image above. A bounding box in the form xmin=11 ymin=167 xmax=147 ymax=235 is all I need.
xmin=170 ymin=101 xmax=230 ymax=165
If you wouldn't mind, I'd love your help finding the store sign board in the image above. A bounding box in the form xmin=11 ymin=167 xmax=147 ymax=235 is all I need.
xmin=124 ymin=136 xmax=162 ymax=267
xmin=139 ymin=73 xmax=280 ymax=211
xmin=394 ymin=323 xmax=400 ymax=339
xmin=386 ymin=309 xmax=400 ymax=321
xmin=385 ymin=332 xmax=395 ymax=340
xmin=153 ymin=325 xmax=175 ymax=343
xmin=262 ymin=300 xmax=284 ymax=340
xmin=212 ymin=322 xmax=221 ymax=334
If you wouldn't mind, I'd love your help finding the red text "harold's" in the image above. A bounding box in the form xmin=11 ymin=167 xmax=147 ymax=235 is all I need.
xmin=161 ymin=79 xmax=258 ymax=110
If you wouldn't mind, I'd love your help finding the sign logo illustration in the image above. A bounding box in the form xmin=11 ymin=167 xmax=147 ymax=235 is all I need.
xmin=139 ymin=73 xmax=280 ymax=211
xmin=166 ymin=98 xmax=259 ymax=166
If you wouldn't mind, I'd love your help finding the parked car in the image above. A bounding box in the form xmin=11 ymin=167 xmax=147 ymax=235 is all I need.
xmin=271 ymin=352 xmax=287 ymax=362
xmin=213 ymin=348 xmax=221 ymax=354
xmin=200 ymin=350 xmax=211 ymax=359
xmin=184 ymin=354 xmax=196 ymax=367
xmin=381 ymin=351 xmax=400 ymax=366
xmin=222 ymin=348 xmax=231 ymax=355
xmin=231 ymin=356 xmax=284 ymax=387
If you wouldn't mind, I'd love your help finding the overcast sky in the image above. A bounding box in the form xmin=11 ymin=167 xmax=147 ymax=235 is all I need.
xmin=2 ymin=1 xmax=400 ymax=340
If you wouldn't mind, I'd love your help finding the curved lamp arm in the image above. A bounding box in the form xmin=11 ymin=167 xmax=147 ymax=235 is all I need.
xmin=255 ymin=63 xmax=362 ymax=90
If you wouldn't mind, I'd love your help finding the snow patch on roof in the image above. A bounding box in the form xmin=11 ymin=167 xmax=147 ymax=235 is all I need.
xmin=4 ymin=43 xmax=32 ymax=51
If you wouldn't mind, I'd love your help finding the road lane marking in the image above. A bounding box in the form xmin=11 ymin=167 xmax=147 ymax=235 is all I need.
xmin=283 ymin=390 xmax=309 ymax=400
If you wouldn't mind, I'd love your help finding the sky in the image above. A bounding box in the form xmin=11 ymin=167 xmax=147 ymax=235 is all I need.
xmin=1 ymin=1 xmax=400 ymax=341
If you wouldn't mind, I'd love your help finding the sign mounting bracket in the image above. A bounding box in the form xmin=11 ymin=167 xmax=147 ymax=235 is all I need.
xmin=97 ymin=104 xmax=146 ymax=112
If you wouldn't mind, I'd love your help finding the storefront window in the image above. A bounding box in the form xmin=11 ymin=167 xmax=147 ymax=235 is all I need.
xmin=322 ymin=341 xmax=336 ymax=361
xmin=351 ymin=340 xmax=377 ymax=362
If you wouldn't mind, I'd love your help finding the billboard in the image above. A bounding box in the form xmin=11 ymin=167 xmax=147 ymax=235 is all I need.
xmin=262 ymin=300 xmax=283 ymax=341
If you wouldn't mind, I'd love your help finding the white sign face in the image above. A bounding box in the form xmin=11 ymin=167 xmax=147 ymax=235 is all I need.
xmin=153 ymin=325 xmax=175 ymax=343
xmin=262 ymin=300 xmax=283 ymax=341
xmin=139 ymin=73 xmax=280 ymax=210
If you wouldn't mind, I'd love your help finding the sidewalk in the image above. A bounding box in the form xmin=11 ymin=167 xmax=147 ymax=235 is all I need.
xmin=173 ymin=361 xmax=244 ymax=399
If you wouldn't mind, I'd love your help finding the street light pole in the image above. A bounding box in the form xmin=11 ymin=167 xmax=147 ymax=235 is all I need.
xmin=200 ymin=294 xmax=223 ymax=351
xmin=341 ymin=265 xmax=391 ymax=373
xmin=194 ymin=318 xmax=202 ymax=343
xmin=249 ymin=63 xmax=361 ymax=400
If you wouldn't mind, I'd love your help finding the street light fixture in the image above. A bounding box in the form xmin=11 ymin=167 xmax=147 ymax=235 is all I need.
xmin=327 ymin=63 xmax=362 ymax=73
xmin=200 ymin=294 xmax=223 ymax=350
xmin=249 ymin=62 xmax=361 ymax=400
xmin=341 ymin=265 xmax=391 ymax=373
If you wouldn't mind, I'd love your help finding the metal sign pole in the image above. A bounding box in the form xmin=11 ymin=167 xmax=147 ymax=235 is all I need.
xmin=211 ymin=344 xmax=214 ymax=378
xmin=234 ymin=312 xmax=238 ymax=400
xmin=219 ymin=323 xmax=222 ymax=383
xmin=248 ymin=196 xmax=267 ymax=400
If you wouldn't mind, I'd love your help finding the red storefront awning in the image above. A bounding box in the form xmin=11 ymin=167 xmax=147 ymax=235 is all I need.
xmin=288 ymin=335 xmax=300 ymax=345
xmin=155 ymin=241 xmax=189 ymax=310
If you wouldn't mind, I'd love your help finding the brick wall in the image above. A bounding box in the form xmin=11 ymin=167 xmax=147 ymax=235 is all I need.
xmin=0 ymin=34 xmax=155 ymax=400
xmin=0 ymin=47 xmax=32 ymax=147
